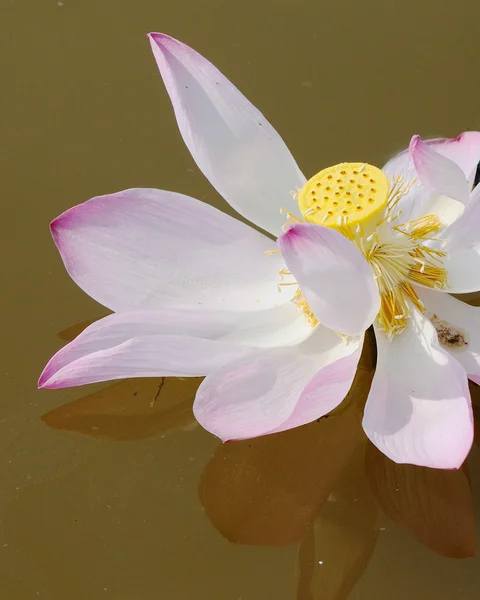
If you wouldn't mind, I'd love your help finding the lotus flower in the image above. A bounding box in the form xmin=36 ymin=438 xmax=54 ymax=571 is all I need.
xmin=39 ymin=33 xmax=480 ymax=469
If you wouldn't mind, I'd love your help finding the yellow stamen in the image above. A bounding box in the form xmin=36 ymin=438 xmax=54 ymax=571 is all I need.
xmin=293 ymin=163 xmax=449 ymax=337
xmin=297 ymin=162 xmax=389 ymax=234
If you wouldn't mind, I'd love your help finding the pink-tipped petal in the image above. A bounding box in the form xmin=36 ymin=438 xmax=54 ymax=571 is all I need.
xmin=384 ymin=132 xmax=480 ymax=186
xmin=40 ymin=335 xmax=247 ymax=389
xmin=148 ymin=33 xmax=305 ymax=236
xmin=417 ymin=288 xmax=480 ymax=379
xmin=194 ymin=327 xmax=362 ymax=441
xmin=409 ymin=135 xmax=470 ymax=204
xmin=470 ymin=375 xmax=480 ymax=385
xmin=39 ymin=303 xmax=312 ymax=389
xmin=51 ymin=188 xmax=287 ymax=312
xmin=426 ymin=132 xmax=480 ymax=185
xmin=383 ymin=132 xmax=480 ymax=222
xmin=363 ymin=308 xmax=473 ymax=469
xmin=278 ymin=223 xmax=380 ymax=336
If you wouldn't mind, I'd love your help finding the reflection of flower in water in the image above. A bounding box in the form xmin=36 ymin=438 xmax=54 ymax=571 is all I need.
xmin=44 ymin=322 xmax=478 ymax=598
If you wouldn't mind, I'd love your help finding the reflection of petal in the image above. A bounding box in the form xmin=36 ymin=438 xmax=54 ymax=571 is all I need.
xmin=365 ymin=442 xmax=475 ymax=558
xmin=296 ymin=444 xmax=380 ymax=600
xmin=198 ymin=339 xmax=375 ymax=546
xmin=453 ymin=292 xmax=480 ymax=307
xmin=41 ymin=377 xmax=199 ymax=441
xmin=471 ymin=382 xmax=480 ymax=446
xmin=58 ymin=318 xmax=101 ymax=341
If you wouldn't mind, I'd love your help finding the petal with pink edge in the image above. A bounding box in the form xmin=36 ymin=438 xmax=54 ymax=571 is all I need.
xmin=384 ymin=132 xmax=480 ymax=186
xmin=417 ymin=288 xmax=480 ymax=379
xmin=148 ymin=33 xmax=305 ymax=236
xmin=409 ymin=135 xmax=470 ymax=204
xmin=38 ymin=302 xmax=312 ymax=389
xmin=363 ymin=308 xmax=473 ymax=469
xmin=193 ymin=327 xmax=362 ymax=441
xmin=278 ymin=223 xmax=380 ymax=336
xmin=40 ymin=334 xmax=248 ymax=389
xmin=51 ymin=188 xmax=287 ymax=312
xmin=383 ymin=132 xmax=480 ymax=222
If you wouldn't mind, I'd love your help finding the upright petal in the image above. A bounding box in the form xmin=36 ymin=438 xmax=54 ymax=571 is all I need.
xmin=51 ymin=188 xmax=287 ymax=312
xmin=148 ymin=33 xmax=305 ymax=236
xmin=363 ymin=309 xmax=473 ymax=469
xmin=384 ymin=132 xmax=480 ymax=186
xmin=409 ymin=135 xmax=470 ymax=204
xmin=383 ymin=132 xmax=480 ymax=221
xmin=194 ymin=326 xmax=362 ymax=441
xmin=417 ymin=288 xmax=480 ymax=379
xmin=278 ymin=223 xmax=380 ymax=336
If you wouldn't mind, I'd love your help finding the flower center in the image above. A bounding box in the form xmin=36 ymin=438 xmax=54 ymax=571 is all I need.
xmin=294 ymin=162 xmax=449 ymax=337
xmin=297 ymin=163 xmax=389 ymax=233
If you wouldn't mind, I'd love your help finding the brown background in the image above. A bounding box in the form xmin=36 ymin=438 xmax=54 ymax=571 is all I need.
xmin=1 ymin=0 xmax=480 ymax=598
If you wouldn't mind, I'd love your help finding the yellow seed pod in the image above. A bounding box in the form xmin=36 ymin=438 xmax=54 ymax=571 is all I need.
xmin=297 ymin=163 xmax=389 ymax=231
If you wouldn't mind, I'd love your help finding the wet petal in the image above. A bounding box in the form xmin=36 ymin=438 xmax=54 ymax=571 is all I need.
xmin=51 ymin=188 xmax=286 ymax=312
xmin=194 ymin=327 xmax=362 ymax=441
xmin=365 ymin=443 xmax=475 ymax=558
xmin=39 ymin=303 xmax=311 ymax=389
xmin=363 ymin=308 xmax=473 ymax=469
xmin=417 ymin=288 xmax=480 ymax=379
xmin=149 ymin=33 xmax=305 ymax=236
xmin=278 ymin=223 xmax=380 ymax=336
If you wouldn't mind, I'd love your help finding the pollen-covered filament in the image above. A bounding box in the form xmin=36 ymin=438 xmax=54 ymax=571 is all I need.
xmin=295 ymin=162 xmax=448 ymax=337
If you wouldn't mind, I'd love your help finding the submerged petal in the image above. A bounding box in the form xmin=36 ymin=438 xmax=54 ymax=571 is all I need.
xmin=148 ymin=33 xmax=305 ymax=236
xmin=278 ymin=223 xmax=380 ymax=336
xmin=51 ymin=188 xmax=286 ymax=312
xmin=193 ymin=327 xmax=362 ymax=441
xmin=363 ymin=308 xmax=473 ymax=469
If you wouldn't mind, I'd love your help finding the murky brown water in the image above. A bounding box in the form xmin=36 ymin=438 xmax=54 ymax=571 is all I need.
xmin=2 ymin=0 xmax=480 ymax=597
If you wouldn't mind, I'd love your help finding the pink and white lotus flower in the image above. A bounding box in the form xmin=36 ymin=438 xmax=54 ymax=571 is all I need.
xmin=39 ymin=33 xmax=480 ymax=469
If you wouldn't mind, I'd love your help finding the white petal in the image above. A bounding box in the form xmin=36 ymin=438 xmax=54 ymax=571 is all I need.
xmin=194 ymin=327 xmax=361 ymax=441
xmin=39 ymin=303 xmax=312 ymax=389
xmin=444 ymin=182 xmax=480 ymax=250
xmin=417 ymin=288 xmax=480 ymax=379
xmin=52 ymin=188 xmax=287 ymax=312
xmin=443 ymin=245 xmax=480 ymax=293
xmin=278 ymin=223 xmax=380 ymax=336
xmin=363 ymin=309 xmax=473 ymax=469
xmin=148 ymin=33 xmax=305 ymax=236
